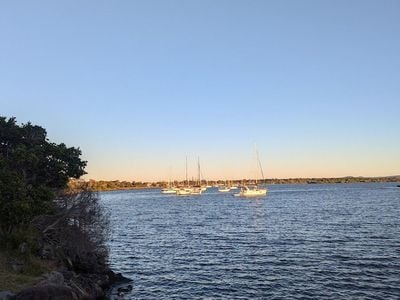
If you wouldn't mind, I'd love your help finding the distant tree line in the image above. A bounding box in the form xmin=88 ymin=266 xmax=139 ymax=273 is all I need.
xmin=68 ymin=179 xmax=154 ymax=191
xmin=71 ymin=176 xmax=400 ymax=191
xmin=259 ymin=176 xmax=400 ymax=184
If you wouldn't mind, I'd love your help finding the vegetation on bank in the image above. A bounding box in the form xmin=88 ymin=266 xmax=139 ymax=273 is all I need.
xmin=72 ymin=176 xmax=400 ymax=191
xmin=69 ymin=179 xmax=152 ymax=191
xmin=0 ymin=116 xmax=115 ymax=298
xmin=0 ymin=250 xmax=56 ymax=292
xmin=260 ymin=176 xmax=400 ymax=185
xmin=0 ymin=117 xmax=86 ymax=245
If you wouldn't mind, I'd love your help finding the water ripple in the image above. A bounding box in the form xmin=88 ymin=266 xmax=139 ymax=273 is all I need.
xmin=102 ymin=183 xmax=400 ymax=299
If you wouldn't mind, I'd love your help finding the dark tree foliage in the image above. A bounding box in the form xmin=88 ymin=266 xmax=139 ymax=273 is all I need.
xmin=0 ymin=116 xmax=87 ymax=236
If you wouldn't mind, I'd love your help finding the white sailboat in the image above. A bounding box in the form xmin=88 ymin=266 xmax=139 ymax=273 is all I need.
xmin=177 ymin=187 xmax=193 ymax=196
xmin=190 ymin=187 xmax=202 ymax=195
xmin=218 ymin=181 xmax=231 ymax=192
xmin=190 ymin=157 xmax=203 ymax=195
xmin=229 ymin=181 xmax=238 ymax=190
xmin=235 ymin=146 xmax=268 ymax=197
xmin=235 ymin=185 xmax=267 ymax=197
xmin=161 ymin=166 xmax=177 ymax=194
xmin=176 ymin=156 xmax=194 ymax=196
xmin=161 ymin=187 xmax=177 ymax=194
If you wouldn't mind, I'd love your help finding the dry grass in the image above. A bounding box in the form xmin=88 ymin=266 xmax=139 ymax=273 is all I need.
xmin=0 ymin=251 xmax=57 ymax=293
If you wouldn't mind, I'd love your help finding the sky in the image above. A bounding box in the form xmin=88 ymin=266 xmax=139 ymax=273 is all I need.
xmin=1 ymin=0 xmax=399 ymax=181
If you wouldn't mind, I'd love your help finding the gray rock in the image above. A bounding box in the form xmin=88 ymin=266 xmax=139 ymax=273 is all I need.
xmin=16 ymin=284 xmax=77 ymax=300
xmin=0 ymin=291 xmax=16 ymax=300
xmin=38 ymin=271 xmax=64 ymax=286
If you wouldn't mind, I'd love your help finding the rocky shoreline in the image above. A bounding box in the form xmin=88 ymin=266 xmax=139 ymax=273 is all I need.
xmin=0 ymin=268 xmax=132 ymax=300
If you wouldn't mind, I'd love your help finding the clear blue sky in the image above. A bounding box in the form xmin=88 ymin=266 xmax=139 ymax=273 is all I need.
xmin=1 ymin=0 xmax=399 ymax=181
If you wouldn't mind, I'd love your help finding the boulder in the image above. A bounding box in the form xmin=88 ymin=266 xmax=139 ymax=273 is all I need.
xmin=0 ymin=291 xmax=16 ymax=300
xmin=68 ymin=274 xmax=106 ymax=299
xmin=38 ymin=271 xmax=64 ymax=286
xmin=16 ymin=285 xmax=77 ymax=300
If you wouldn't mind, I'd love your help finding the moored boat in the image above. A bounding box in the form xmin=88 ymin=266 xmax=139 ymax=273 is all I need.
xmin=176 ymin=188 xmax=193 ymax=196
xmin=234 ymin=185 xmax=267 ymax=197
xmin=218 ymin=186 xmax=231 ymax=192
xmin=190 ymin=187 xmax=203 ymax=195
xmin=161 ymin=188 xmax=177 ymax=194
xmin=235 ymin=145 xmax=267 ymax=197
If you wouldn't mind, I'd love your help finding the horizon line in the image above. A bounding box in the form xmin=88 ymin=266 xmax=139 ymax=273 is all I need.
xmin=81 ymin=174 xmax=400 ymax=183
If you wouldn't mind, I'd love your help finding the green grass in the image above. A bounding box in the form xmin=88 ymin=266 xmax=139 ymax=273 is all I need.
xmin=0 ymin=251 xmax=57 ymax=293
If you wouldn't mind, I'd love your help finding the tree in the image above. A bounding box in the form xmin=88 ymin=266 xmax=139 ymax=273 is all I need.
xmin=0 ymin=116 xmax=87 ymax=238
xmin=34 ymin=186 xmax=110 ymax=273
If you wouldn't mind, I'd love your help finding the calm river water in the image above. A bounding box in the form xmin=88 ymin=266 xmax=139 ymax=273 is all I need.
xmin=101 ymin=183 xmax=400 ymax=299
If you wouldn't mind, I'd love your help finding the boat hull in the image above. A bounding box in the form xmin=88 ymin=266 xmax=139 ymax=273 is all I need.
xmin=235 ymin=186 xmax=268 ymax=197
xmin=161 ymin=189 xmax=177 ymax=194
xmin=238 ymin=190 xmax=267 ymax=197
xmin=218 ymin=187 xmax=231 ymax=192
xmin=176 ymin=188 xmax=193 ymax=196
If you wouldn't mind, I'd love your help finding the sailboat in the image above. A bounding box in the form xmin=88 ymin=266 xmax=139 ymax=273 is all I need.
xmin=198 ymin=162 xmax=209 ymax=192
xmin=218 ymin=180 xmax=231 ymax=193
xmin=235 ymin=146 xmax=268 ymax=197
xmin=218 ymin=180 xmax=231 ymax=192
xmin=229 ymin=180 xmax=239 ymax=190
xmin=190 ymin=157 xmax=203 ymax=195
xmin=161 ymin=187 xmax=177 ymax=194
xmin=177 ymin=157 xmax=194 ymax=196
xmin=161 ymin=167 xmax=177 ymax=194
xmin=218 ymin=186 xmax=231 ymax=192
xmin=177 ymin=187 xmax=193 ymax=196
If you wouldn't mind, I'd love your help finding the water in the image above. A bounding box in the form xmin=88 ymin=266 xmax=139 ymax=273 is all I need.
xmin=101 ymin=183 xmax=400 ymax=299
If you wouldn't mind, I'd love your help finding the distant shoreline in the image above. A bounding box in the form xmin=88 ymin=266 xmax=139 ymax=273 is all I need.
xmin=70 ymin=176 xmax=400 ymax=192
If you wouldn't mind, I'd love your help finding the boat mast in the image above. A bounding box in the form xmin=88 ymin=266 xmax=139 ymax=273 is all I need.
xmin=168 ymin=165 xmax=171 ymax=187
xmin=197 ymin=157 xmax=201 ymax=186
xmin=186 ymin=156 xmax=188 ymax=187
xmin=255 ymin=144 xmax=265 ymax=183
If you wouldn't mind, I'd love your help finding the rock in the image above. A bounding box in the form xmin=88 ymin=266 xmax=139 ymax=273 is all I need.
xmin=106 ymin=272 xmax=133 ymax=300
xmin=93 ymin=283 xmax=104 ymax=299
xmin=107 ymin=270 xmax=131 ymax=285
xmin=0 ymin=291 xmax=16 ymax=300
xmin=16 ymin=285 xmax=77 ymax=300
xmin=38 ymin=271 xmax=64 ymax=286
xmin=117 ymin=284 xmax=132 ymax=293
